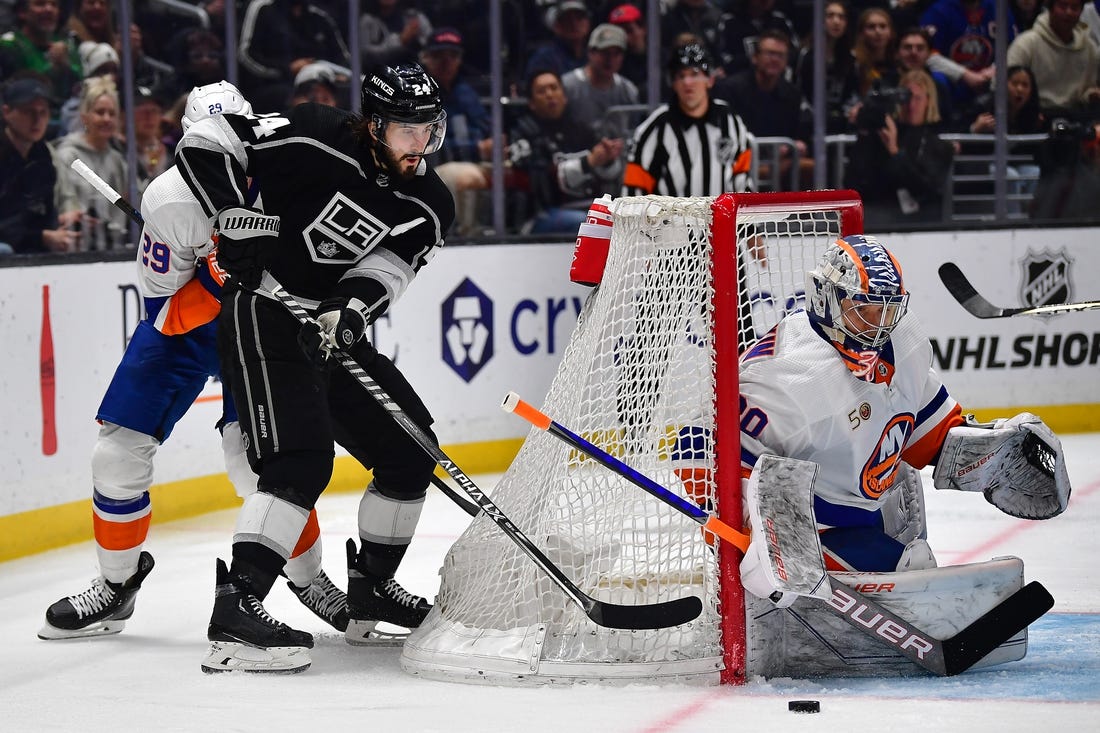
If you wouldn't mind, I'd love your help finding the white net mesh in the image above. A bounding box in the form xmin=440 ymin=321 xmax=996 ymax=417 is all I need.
xmin=402 ymin=193 xmax=859 ymax=685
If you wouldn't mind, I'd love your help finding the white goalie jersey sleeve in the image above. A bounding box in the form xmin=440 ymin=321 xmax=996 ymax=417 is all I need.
xmin=738 ymin=311 xmax=964 ymax=513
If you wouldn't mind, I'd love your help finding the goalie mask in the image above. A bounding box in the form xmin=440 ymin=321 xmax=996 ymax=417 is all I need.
xmin=807 ymin=235 xmax=909 ymax=358
xmin=182 ymin=80 xmax=252 ymax=131
xmin=361 ymin=63 xmax=447 ymax=160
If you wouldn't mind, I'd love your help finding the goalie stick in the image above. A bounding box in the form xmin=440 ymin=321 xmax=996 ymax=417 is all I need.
xmin=68 ymin=158 xmax=702 ymax=630
xmin=939 ymin=262 xmax=1100 ymax=318
xmin=503 ymin=392 xmax=1056 ymax=676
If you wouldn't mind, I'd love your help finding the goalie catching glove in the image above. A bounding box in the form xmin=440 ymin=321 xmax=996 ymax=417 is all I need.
xmin=933 ymin=412 xmax=1071 ymax=520
xmin=213 ymin=205 xmax=280 ymax=290
xmin=297 ymin=297 xmax=370 ymax=366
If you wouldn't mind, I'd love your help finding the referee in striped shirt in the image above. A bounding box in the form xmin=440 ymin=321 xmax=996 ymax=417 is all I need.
xmin=622 ymin=42 xmax=755 ymax=197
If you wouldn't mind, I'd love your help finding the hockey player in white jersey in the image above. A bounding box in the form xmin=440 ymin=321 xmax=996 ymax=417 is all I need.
xmin=737 ymin=235 xmax=1071 ymax=605
xmin=39 ymin=82 xmax=349 ymax=641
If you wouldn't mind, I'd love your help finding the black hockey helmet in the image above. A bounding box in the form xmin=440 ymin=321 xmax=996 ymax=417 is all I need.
xmin=361 ymin=63 xmax=447 ymax=154
xmin=667 ymin=42 xmax=711 ymax=76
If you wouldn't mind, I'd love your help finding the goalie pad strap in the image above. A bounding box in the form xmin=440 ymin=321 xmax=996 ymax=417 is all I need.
xmin=932 ymin=413 xmax=1071 ymax=520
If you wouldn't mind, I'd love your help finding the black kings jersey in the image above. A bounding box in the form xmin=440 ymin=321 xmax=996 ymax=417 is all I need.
xmin=175 ymin=103 xmax=455 ymax=320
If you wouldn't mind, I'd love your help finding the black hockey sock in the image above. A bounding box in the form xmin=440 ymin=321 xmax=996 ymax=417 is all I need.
xmin=355 ymin=539 xmax=409 ymax=580
xmin=231 ymin=543 xmax=285 ymax=599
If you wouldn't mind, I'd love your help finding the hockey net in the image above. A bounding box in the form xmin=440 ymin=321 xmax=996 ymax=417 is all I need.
xmin=402 ymin=191 xmax=864 ymax=685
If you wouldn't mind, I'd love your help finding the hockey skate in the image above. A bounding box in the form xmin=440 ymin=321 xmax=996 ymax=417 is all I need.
xmin=39 ymin=551 xmax=155 ymax=640
xmin=345 ymin=538 xmax=432 ymax=646
xmin=287 ymin=569 xmax=350 ymax=632
xmin=201 ymin=558 xmax=314 ymax=674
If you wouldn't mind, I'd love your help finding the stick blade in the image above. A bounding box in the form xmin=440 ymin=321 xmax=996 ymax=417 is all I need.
xmin=588 ymin=595 xmax=703 ymax=630
xmin=941 ymin=580 xmax=1054 ymax=676
xmin=938 ymin=262 xmax=1003 ymax=319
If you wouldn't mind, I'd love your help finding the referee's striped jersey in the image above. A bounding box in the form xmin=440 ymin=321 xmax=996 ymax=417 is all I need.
xmin=622 ymin=98 xmax=755 ymax=197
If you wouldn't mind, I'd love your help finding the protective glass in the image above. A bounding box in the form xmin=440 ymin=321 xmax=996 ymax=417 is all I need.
xmin=377 ymin=111 xmax=448 ymax=155
xmin=839 ymin=292 xmax=909 ymax=348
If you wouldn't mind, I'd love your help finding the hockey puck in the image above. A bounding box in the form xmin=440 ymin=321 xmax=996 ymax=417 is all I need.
xmin=788 ymin=700 xmax=821 ymax=714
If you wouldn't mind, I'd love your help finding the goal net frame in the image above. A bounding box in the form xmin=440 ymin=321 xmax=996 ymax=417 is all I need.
xmin=403 ymin=190 xmax=864 ymax=686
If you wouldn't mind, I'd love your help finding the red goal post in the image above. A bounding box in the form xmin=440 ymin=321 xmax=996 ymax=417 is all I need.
xmin=402 ymin=191 xmax=864 ymax=686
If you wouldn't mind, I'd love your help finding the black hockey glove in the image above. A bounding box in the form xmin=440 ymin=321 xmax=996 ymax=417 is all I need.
xmin=213 ymin=205 xmax=280 ymax=290
xmin=297 ymin=297 xmax=369 ymax=366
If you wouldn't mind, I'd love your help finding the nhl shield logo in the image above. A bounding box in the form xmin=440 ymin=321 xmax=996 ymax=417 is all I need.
xmin=1019 ymin=251 xmax=1072 ymax=309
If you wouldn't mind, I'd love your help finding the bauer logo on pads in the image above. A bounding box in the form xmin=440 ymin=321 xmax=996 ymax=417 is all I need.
xmin=441 ymin=278 xmax=494 ymax=382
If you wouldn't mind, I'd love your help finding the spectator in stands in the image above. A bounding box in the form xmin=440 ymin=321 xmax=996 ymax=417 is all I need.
xmin=969 ymin=65 xmax=1045 ymax=213
xmin=422 ymin=27 xmax=494 ymax=237
xmin=795 ymin=0 xmax=859 ymax=134
xmin=51 ymin=74 xmax=129 ymax=250
xmin=359 ymin=0 xmax=433 ymax=68
xmin=508 ymin=68 xmax=623 ymax=234
xmin=661 ymin=0 xmax=728 ymax=79
xmin=1014 ymin=0 xmax=1045 ymax=30
xmin=608 ymin=3 xmax=647 ymax=91
xmin=722 ymin=0 xmax=800 ymax=78
xmin=0 ymin=0 xmax=81 ymax=130
xmin=852 ymin=6 xmax=899 ymax=98
xmin=715 ymin=28 xmax=811 ymax=190
xmin=895 ymin=26 xmax=958 ymax=129
xmin=844 ymin=68 xmax=955 ymax=227
xmin=1007 ymin=0 xmax=1100 ymax=120
xmin=920 ymin=0 xmax=1008 ymax=115
xmin=1031 ymin=117 xmax=1100 ymax=219
xmin=562 ymin=23 xmax=640 ymax=140
xmin=525 ymin=1 xmax=592 ymax=80
xmin=238 ymin=0 xmax=351 ymax=112
xmin=1083 ymin=0 xmax=1100 ymax=48
xmin=623 ymin=42 xmax=755 ymax=197
xmin=0 ymin=74 xmax=77 ymax=253
xmin=154 ymin=28 xmax=227 ymax=110
xmin=131 ymin=85 xmax=171 ymax=193
xmin=56 ymin=40 xmax=115 ymax=134
xmin=68 ymin=0 xmax=166 ymax=90
xmin=287 ymin=62 xmax=340 ymax=108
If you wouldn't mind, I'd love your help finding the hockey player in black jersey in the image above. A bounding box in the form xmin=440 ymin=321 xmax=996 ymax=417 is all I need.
xmin=174 ymin=64 xmax=455 ymax=673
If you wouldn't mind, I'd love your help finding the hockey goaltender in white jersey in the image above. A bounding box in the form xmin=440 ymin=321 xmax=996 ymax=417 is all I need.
xmin=735 ymin=234 xmax=1071 ymax=677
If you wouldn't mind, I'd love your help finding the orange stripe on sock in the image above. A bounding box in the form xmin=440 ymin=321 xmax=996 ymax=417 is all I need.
xmin=290 ymin=509 xmax=320 ymax=558
xmin=93 ymin=513 xmax=151 ymax=551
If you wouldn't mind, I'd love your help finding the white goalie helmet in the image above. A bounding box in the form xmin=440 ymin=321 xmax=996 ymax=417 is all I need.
xmin=806 ymin=234 xmax=910 ymax=353
xmin=182 ymin=80 xmax=252 ymax=131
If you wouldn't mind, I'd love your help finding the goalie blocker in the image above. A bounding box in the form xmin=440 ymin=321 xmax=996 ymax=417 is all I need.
xmin=933 ymin=412 xmax=1071 ymax=520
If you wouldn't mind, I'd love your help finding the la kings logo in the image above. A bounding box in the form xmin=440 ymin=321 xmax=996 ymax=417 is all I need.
xmin=304 ymin=193 xmax=389 ymax=264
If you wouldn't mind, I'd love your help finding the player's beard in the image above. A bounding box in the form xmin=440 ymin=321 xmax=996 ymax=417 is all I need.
xmin=380 ymin=146 xmax=422 ymax=182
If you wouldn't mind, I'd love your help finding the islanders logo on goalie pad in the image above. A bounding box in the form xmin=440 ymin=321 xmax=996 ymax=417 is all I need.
xmin=860 ymin=414 xmax=914 ymax=500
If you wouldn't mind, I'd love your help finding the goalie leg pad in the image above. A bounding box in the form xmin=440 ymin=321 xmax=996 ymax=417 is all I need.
xmin=933 ymin=413 xmax=1071 ymax=520
xmin=740 ymin=455 xmax=829 ymax=607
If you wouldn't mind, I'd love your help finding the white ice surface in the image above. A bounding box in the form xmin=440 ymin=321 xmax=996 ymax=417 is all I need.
xmin=2 ymin=435 xmax=1098 ymax=732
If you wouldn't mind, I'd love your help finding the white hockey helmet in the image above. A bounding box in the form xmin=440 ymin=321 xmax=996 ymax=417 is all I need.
xmin=806 ymin=234 xmax=909 ymax=353
xmin=182 ymin=80 xmax=252 ymax=131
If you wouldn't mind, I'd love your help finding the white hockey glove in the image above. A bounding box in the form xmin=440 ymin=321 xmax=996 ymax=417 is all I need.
xmin=297 ymin=297 xmax=370 ymax=366
xmin=933 ymin=413 xmax=1071 ymax=520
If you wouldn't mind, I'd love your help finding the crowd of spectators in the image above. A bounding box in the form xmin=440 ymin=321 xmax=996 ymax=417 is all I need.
xmin=2 ymin=0 xmax=1100 ymax=253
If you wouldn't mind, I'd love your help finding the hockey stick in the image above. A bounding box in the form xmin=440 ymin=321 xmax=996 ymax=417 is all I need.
xmin=502 ymin=392 xmax=750 ymax=552
xmin=939 ymin=262 xmax=1100 ymax=318
xmin=68 ymin=158 xmax=484 ymax=519
xmin=503 ymin=392 xmax=1056 ymax=675
xmin=71 ymin=159 xmax=143 ymax=225
xmin=266 ymin=283 xmax=703 ymax=631
xmin=68 ymin=160 xmax=701 ymax=630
